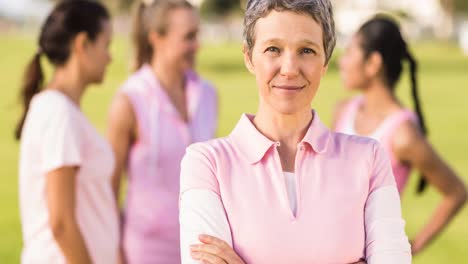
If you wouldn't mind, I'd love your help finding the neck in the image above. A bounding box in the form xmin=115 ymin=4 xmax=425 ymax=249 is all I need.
xmin=253 ymin=104 xmax=312 ymax=148
xmin=47 ymin=65 xmax=86 ymax=106
xmin=361 ymin=79 xmax=398 ymax=114
xmin=151 ymin=59 xmax=185 ymax=93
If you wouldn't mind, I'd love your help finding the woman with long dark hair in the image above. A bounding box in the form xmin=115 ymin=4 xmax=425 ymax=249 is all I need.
xmin=334 ymin=15 xmax=467 ymax=254
xmin=17 ymin=1 xmax=117 ymax=263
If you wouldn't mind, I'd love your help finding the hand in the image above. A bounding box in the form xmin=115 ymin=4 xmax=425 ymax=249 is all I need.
xmin=190 ymin=234 xmax=245 ymax=264
xmin=410 ymin=240 xmax=423 ymax=255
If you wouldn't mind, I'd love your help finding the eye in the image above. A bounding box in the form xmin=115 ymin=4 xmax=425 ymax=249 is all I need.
xmin=265 ymin=46 xmax=280 ymax=53
xmin=301 ymin=48 xmax=316 ymax=54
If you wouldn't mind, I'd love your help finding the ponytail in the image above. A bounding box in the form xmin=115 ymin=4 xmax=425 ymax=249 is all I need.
xmin=132 ymin=2 xmax=153 ymax=70
xmin=405 ymin=49 xmax=428 ymax=194
xmin=15 ymin=51 xmax=44 ymax=140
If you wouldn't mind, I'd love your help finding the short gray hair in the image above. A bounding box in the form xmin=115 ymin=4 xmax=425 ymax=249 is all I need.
xmin=243 ymin=0 xmax=336 ymax=64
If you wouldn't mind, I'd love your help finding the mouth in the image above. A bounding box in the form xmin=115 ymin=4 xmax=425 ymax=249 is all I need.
xmin=272 ymin=85 xmax=305 ymax=91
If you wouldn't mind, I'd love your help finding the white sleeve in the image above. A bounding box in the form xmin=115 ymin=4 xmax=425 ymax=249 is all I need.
xmin=365 ymin=186 xmax=412 ymax=263
xmin=180 ymin=189 xmax=232 ymax=264
xmin=40 ymin=106 xmax=82 ymax=174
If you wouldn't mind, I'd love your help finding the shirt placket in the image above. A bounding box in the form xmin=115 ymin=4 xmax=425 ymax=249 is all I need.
xmin=294 ymin=142 xmax=306 ymax=219
xmin=272 ymin=142 xmax=298 ymax=221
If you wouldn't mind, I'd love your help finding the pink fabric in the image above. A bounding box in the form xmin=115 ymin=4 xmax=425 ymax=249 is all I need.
xmin=19 ymin=90 xmax=119 ymax=264
xmin=120 ymin=64 xmax=217 ymax=263
xmin=334 ymin=96 xmax=418 ymax=193
xmin=180 ymin=111 xmax=398 ymax=264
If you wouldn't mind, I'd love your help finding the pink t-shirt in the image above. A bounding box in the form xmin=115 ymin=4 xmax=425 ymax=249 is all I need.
xmin=119 ymin=65 xmax=218 ymax=263
xmin=334 ymin=96 xmax=419 ymax=193
xmin=19 ymin=90 xmax=119 ymax=264
xmin=180 ymin=111 xmax=411 ymax=263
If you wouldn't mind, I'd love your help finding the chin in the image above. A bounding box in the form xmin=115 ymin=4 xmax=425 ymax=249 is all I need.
xmin=91 ymin=75 xmax=105 ymax=85
xmin=273 ymin=103 xmax=308 ymax=116
xmin=342 ymin=83 xmax=359 ymax=92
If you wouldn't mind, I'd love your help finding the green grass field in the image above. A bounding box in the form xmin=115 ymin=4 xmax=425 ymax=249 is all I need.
xmin=0 ymin=34 xmax=467 ymax=263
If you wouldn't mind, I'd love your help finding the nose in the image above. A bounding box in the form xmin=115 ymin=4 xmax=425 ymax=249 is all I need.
xmin=280 ymin=51 xmax=299 ymax=78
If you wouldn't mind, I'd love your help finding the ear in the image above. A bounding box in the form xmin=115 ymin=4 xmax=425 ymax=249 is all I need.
xmin=243 ymin=42 xmax=255 ymax=74
xmin=365 ymin=51 xmax=383 ymax=77
xmin=148 ymin=30 xmax=162 ymax=49
xmin=72 ymin=31 xmax=89 ymax=56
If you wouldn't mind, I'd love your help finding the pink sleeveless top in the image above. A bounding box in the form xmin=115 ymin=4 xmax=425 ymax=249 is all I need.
xmin=119 ymin=64 xmax=217 ymax=263
xmin=335 ymin=96 xmax=418 ymax=194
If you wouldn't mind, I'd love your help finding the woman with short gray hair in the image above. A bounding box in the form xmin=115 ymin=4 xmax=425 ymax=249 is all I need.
xmin=179 ymin=1 xmax=412 ymax=263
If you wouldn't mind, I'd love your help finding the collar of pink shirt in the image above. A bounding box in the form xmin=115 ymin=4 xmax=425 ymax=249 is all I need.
xmin=229 ymin=110 xmax=331 ymax=164
xmin=139 ymin=64 xmax=202 ymax=120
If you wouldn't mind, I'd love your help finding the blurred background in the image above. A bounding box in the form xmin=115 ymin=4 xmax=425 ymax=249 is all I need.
xmin=0 ymin=0 xmax=467 ymax=263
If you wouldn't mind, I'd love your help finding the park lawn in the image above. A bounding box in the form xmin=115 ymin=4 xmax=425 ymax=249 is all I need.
xmin=0 ymin=34 xmax=467 ymax=263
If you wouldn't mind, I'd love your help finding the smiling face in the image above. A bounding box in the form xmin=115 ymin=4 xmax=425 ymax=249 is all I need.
xmin=244 ymin=10 xmax=328 ymax=115
xmin=151 ymin=7 xmax=200 ymax=72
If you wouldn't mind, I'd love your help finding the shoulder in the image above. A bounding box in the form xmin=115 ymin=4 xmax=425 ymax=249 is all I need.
xmin=31 ymin=91 xmax=78 ymax=122
xmin=190 ymin=71 xmax=217 ymax=96
xmin=392 ymin=118 xmax=425 ymax=158
xmin=115 ymin=70 xmax=151 ymax=116
xmin=119 ymin=70 xmax=148 ymax=94
xmin=329 ymin=131 xmax=384 ymax=165
xmin=331 ymin=131 xmax=379 ymax=151
xmin=185 ymin=137 xmax=232 ymax=162
xmin=108 ymin=92 xmax=136 ymax=129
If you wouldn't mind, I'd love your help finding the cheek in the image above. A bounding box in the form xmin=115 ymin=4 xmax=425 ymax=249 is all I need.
xmin=304 ymin=60 xmax=325 ymax=81
xmin=253 ymin=57 xmax=278 ymax=83
xmin=340 ymin=56 xmax=362 ymax=82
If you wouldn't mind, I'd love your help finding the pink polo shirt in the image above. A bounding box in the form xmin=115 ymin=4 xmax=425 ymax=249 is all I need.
xmin=180 ymin=111 xmax=411 ymax=263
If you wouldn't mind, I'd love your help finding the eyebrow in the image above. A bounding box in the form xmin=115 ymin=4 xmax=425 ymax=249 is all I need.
xmin=302 ymin=40 xmax=321 ymax=49
xmin=261 ymin=38 xmax=321 ymax=49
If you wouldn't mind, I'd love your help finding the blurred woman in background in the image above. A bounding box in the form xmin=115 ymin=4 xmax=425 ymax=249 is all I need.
xmin=16 ymin=1 xmax=118 ymax=263
xmin=334 ymin=15 xmax=467 ymax=254
xmin=107 ymin=0 xmax=218 ymax=262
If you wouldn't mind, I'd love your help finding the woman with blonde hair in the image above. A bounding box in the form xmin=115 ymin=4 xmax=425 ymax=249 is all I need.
xmin=107 ymin=0 xmax=218 ymax=262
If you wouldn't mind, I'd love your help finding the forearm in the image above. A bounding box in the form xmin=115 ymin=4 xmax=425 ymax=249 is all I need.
xmin=51 ymin=218 xmax=92 ymax=264
xmin=412 ymin=191 xmax=467 ymax=253
xmin=180 ymin=189 xmax=233 ymax=264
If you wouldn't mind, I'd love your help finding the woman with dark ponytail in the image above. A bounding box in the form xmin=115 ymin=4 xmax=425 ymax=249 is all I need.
xmin=334 ymin=15 xmax=467 ymax=255
xmin=17 ymin=1 xmax=118 ymax=263
xmin=107 ymin=0 xmax=218 ymax=263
